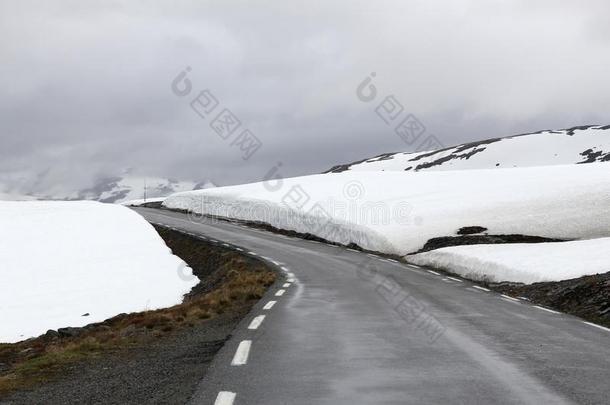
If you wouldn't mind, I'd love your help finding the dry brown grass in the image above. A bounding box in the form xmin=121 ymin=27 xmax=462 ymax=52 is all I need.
xmin=0 ymin=261 xmax=275 ymax=396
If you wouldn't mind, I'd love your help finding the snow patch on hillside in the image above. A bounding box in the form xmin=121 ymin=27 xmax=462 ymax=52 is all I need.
xmin=327 ymin=125 xmax=610 ymax=173
xmin=408 ymin=238 xmax=610 ymax=284
xmin=0 ymin=201 xmax=198 ymax=343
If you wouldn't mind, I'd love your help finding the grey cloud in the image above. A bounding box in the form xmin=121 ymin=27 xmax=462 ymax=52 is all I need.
xmin=1 ymin=0 xmax=609 ymax=198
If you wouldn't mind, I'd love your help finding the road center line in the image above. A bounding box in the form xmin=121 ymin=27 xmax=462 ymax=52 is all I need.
xmin=214 ymin=391 xmax=236 ymax=405
xmin=447 ymin=276 xmax=463 ymax=282
xmin=472 ymin=285 xmax=490 ymax=292
xmin=387 ymin=259 xmax=398 ymax=263
xmin=427 ymin=270 xmax=441 ymax=276
xmin=231 ymin=340 xmax=252 ymax=366
xmin=263 ymin=301 xmax=276 ymax=310
xmin=282 ymin=283 xmax=291 ymax=288
xmin=275 ymin=289 xmax=286 ymax=296
xmin=501 ymin=294 xmax=521 ymax=302
xmin=248 ymin=315 xmax=266 ymax=330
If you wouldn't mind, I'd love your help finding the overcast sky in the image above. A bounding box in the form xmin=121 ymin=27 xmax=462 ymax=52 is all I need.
xmin=1 ymin=0 xmax=610 ymax=196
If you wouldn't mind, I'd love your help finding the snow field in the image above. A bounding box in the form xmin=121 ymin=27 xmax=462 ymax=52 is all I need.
xmin=0 ymin=201 xmax=198 ymax=343
xmin=408 ymin=238 xmax=610 ymax=283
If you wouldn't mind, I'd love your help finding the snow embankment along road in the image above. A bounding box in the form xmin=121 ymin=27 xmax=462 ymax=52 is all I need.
xmin=326 ymin=124 xmax=610 ymax=173
xmin=0 ymin=201 xmax=199 ymax=343
xmin=164 ymin=162 xmax=610 ymax=257
xmin=408 ymin=238 xmax=610 ymax=284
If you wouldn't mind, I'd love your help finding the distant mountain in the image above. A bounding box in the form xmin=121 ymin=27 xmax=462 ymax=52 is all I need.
xmin=75 ymin=176 xmax=216 ymax=203
xmin=0 ymin=192 xmax=37 ymax=201
xmin=326 ymin=125 xmax=610 ymax=173
xmin=0 ymin=176 xmax=216 ymax=203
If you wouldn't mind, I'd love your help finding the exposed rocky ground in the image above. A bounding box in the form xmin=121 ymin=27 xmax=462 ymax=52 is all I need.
xmin=490 ymin=272 xmax=610 ymax=328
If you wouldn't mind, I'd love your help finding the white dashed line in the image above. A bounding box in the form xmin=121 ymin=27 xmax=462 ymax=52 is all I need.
xmin=408 ymin=264 xmax=421 ymax=269
xmin=235 ymin=248 xmax=243 ymax=252
xmin=214 ymin=391 xmax=236 ymax=405
xmin=248 ymin=315 xmax=266 ymax=330
xmin=446 ymin=276 xmax=463 ymax=283
xmin=222 ymin=243 xmax=230 ymax=247
xmin=467 ymin=287 xmax=481 ymax=293
xmin=442 ymin=278 xmax=454 ymax=283
xmin=367 ymin=254 xmax=379 ymax=258
xmin=280 ymin=266 xmax=290 ymax=272
xmin=282 ymin=283 xmax=291 ymax=288
xmin=501 ymin=294 xmax=521 ymax=302
xmin=249 ymin=251 xmax=258 ymax=256
xmin=427 ymin=270 xmax=441 ymax=276
xmin=387 ymin=259 xmax=398 ymax=263
xmin=347 ymin=248 xmax=359 ymax=252
xmin=583 ymin=322 xmax=610 ymax=333
xmin=271 ymin=260 xmax=281 ymax=266
xmin=231 ymin=340 xmax=252 ymax=366
xmin=533 ymin=305 xmax=560 ymax=314
xmin=287 ymin=278 xmax=296 ymax=283
xmin=263 ymin=301 xmax=276 ymax=310
xmin=275 ymin=289 xmax=286 ymax=296
xmin=472 ymin=285 xmax=490 ymax=292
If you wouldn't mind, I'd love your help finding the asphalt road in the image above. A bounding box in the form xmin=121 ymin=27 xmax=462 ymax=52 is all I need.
xmin=134 ymin=207 xmax=610 ymax=405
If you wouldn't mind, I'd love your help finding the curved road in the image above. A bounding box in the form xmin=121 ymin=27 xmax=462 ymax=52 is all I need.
xmin=134 ymin=207 xmax=610 ymax=405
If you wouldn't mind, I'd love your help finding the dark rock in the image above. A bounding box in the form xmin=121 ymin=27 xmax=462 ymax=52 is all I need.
xmin=417 ymin=234 xmax=563 ymax=253
xmin=44 ymin=329 xmax=60 ymax=339
xmin=82 ymin=313 xmax=90 ymax=317
xmin=58 ymin=327 xmax=84 ymax=338
xmin=457 ymin=226 xmax=488 ymax=235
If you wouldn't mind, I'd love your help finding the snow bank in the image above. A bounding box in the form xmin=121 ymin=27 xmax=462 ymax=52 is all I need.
xmin=0 ymin=201 xmax=198 ymax=343
xmin=408 ymin=238 xmax=610 ymax=284
xmin=164 ymin=162 xmax=610 ymax=257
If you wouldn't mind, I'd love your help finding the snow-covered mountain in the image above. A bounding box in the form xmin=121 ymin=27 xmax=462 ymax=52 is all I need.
xmin=74 ymin=176 xmax=216 ymax=203
xmin=0 ymin=176 xmax=216 ymax=203
xmin=326 ymin=125 xmax=610 ymax=173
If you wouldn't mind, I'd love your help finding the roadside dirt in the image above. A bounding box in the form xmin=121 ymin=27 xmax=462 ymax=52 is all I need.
xmin=489 ymin=272 xmax=610 ymax=328
xmin=0 ymin=226 xmax=276 ymax=404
